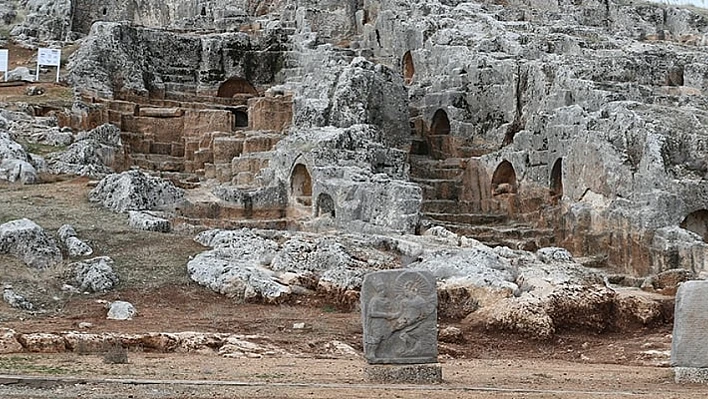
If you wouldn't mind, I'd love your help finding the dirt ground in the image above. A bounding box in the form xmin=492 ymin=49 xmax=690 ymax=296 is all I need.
xmin=0 ymin=164 xmax=706 ymax=397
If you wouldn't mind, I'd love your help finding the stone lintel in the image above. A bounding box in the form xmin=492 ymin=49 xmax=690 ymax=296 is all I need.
xmin=365 ymin=363 xmax=443 ymax=384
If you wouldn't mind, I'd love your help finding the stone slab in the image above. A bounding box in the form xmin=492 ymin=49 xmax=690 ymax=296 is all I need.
xmin=674 ymin=367 xmax=708 ymax=384
xmin=365 ymin=363 xmax=442 ymax=384
xmin=671 ymin=281 xmax=708 ymax=368
xmin=361 ymin=269 xmax=437 ymax=365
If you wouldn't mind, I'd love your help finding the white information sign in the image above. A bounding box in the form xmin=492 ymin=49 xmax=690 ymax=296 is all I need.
xmin=0 ymin=50 xmax=8 ymax=82
xmin=36 ymin=48 xmax=61 ymax=82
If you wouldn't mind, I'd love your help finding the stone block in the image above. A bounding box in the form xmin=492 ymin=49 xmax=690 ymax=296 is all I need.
xmin=675 ymin=367 xmax=708 ymax=384
xmin=215 ymin=163 xmax=233 ymax=182
xmin=365 ymin=364 xmax=442 ymax=384
xmin=171 ymin=143 xmax=185 ymax=157
xmin=183 ymin=109 xmax=233 ymax=136
xmin=213 ymin=137 xmax=244 ymax=163
xmin=672 ymin=281 xmax=708 ymax=383
xmin=243 ymin=135 xmax=281 ymax=153
xmin=139 ymin=107 xmax=184 ymax=118
xmin=361 ymin=270 xmax=438 ymax=365
xmin=150 ymin=142 xmax=173 ymax=155
xmin=248 ymin=96 xmax=293 ymax=132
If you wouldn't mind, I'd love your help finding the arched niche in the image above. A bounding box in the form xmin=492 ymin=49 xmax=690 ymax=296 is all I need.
xmin=233 ymin=110 xmax=248 ymax=128
xmin=549 ymin=158 xmax=563 ymax=198
xmin=316 ymin=193 xmax=336 ymax=217
xmin=402 ymin=51 xmax=415 ymax=85
xmin=680 ymin=209 xmax=708 ymax=241
xmin=491 ymin=160 xmax=517 ymax=195
xmin=290 ymin=163 xmax=312 ymax=198
xmin=430 ymin=109 xmax=451 ymax=136
xmin=217 ymin=77 xmax=258 ymax=98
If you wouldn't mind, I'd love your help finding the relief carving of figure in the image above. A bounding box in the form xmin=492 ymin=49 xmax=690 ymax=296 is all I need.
xmin=362 ymin=270 xmax=437 ymax=363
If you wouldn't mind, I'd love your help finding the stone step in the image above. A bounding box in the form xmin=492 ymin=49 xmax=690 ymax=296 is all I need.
xmin=424 ymin=212 xmax=507 ymax=226
xmin=421 ymin=200 xmax=482 ymax=214
xmin=130 ymin=154 xmax=185 ymax=172
xmin=432 ymin=221 xmax=555 ymax=251
xmin=174 ymin=216 xmax=289 ymax=231
xmin=411 ymin=178 xmax=460 ymax=201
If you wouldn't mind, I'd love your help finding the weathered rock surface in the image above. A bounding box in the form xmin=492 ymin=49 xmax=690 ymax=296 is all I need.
xmin=5 ymin=67 xmax=34 ymax=82
xmin=89 ymin=170 xmax=185 ymax=213
xmin=189 ymin=228 xmax=394 ymax=303
xmin=16 ymin=333 xmax=66 ymax=353
xmin=128 ymin=211 xmax=171 ymax=233
xmin=2 ymin=286 xmax=34 ymax=311
xmin=71 ymin=256 xmax=119 ymax=293
xmin=9 ymin=0 xmax=72 ymax=45
xmin=0 ymin=131 xmax=39 ymax=184
xmin=0 ymin=218 xmax=62 ymax=269
xmin=0 ymin=328 xmax=22 ymax=354
xmin=107 ymin=301 xmax=137 ymax=320
xmin=47 ymin=123 xmax=123 ymax=178
xmin=58 ymin=224 xmax=93 ymax=257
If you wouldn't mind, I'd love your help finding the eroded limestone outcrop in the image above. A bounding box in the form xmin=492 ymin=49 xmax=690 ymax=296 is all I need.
xmin=89 ymin=170 xmax=185 ymax=213
xmin=47 ymin=123 xmax=124 ymax=178
xmin=0 ymin=218 xmax=62 ymax=269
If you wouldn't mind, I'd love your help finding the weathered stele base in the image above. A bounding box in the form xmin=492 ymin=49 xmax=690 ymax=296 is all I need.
xmin=675 ymin=367 xmax=708 ymax=384
xmin=365 ymin=364 xmax=443 ymax=384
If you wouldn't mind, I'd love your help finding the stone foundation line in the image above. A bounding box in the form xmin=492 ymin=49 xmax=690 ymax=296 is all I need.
xmin=0 ymin=374 xmax=641 ymax=396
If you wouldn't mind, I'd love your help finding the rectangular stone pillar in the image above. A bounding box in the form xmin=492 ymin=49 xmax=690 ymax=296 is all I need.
xmin=672 ymin=280 xmax=708 ymax=383
xmin=361 ymin=269 xmax=441 ymax=383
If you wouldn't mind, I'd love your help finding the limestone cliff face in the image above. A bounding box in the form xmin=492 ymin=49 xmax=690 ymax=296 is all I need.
xmin=64 ymin=0 xmax=708 ymax=273
xmin=349 ymin=0 xmax=708 ymax=275
xmin=68 ymin=22 xmax=288 ymax=98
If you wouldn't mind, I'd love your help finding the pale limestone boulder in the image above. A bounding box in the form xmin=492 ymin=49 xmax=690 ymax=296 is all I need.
xmin=46 ymin=124 xmax=123 ymax=178
xmin=128 ymin=211 xmax=171 ymax=233
xmin=107 ymin=301 xmax=136 ymax=320
xmin=89 ymin=170 xmax=185 ymax=213
xmin=0 ymin=219 xmax=62 ymax=269
xmin=2 ymin=286 xmax=34 ymax=311
xmin=58 ymin=224 xmax=93 ymax=257
xmin=71 ymin=257 xmax=119 ymax=293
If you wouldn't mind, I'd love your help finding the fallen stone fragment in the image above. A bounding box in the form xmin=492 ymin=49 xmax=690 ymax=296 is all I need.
xmin=107 ymin=300 xmax=136 ymax=320
xmin=2 ymin=286 xmax=34 ymax=310
xmin=71 ymin=256 xmax=119 ymax=293
xmin=0 ymin=218 xmax=62 ymax=269
xmin=89 ymin=170 xmax=185 ymax=213
xmin=128 ymin=211 xmax=171 ymax=232
xmin=58 ymin=224 xmax=93 ymax=257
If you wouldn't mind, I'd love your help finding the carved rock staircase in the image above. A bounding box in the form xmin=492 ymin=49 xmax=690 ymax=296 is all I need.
xmin=410 ymin=154 xmax=555 ymax=251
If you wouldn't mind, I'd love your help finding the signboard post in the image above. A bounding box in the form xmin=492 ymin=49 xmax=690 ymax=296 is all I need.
xmin=36 ymin=48 xmax=61 ymax=83
xmin=0 ymin=50 xmax=8 ymax=82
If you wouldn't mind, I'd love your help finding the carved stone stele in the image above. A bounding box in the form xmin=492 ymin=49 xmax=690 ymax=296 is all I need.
xmin=361 ymin=269 xmax=438 ymax=364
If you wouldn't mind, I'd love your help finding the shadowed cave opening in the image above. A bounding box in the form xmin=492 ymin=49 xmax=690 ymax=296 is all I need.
xmin=217 ymin=77 xmax=258 ymax=98
xmin=550 ymin=158 xmax=563 ymax=199
xmin=403 ymin=51 xmax=414 ymax=85
xmin=316 ymin=193 xmax=335 ymax=217
xmin=680 ymin=209 xmax=708 ymax=242
xmin=291 ymin=164 xmax=312 ymax=207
